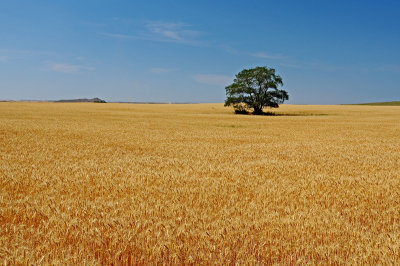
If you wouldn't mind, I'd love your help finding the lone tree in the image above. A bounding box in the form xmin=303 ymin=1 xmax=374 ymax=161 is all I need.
xmin=224 ymin=66 xmax=289 ymax=114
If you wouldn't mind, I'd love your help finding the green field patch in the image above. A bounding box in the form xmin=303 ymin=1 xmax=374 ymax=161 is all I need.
xmin=349 ymin=101 xmax=400 ymax=106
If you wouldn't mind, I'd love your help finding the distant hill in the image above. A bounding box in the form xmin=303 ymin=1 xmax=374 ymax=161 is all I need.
xmin=350 ymin=101 xmax=400 ymax=106
xmin=56 ymin=97 xmax=106 ymax=103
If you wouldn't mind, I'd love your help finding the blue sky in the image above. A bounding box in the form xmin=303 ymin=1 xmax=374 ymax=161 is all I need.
xmin=1 ymin=0 xmax=399 ymax=104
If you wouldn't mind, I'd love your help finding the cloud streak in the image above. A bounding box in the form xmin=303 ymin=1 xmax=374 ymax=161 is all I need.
xmin=51 ymin=63 xmax=93 ymax=73
xmin=150 ymin=67 xmax=176 ymax=74
xmin=102 ymin=21 xmax=205 ymax=46
xmin=145 ymin=22 xmax=201 ymax=44
xmin=251 ymin=52 xmax=286 ymax=59
xmin=101 ymin=32 xmax=136 ymax=39
xmin=0 ymin=49 xmax=35 ymax=62
xmin=0 ymin=49 xmax=33 ymax=55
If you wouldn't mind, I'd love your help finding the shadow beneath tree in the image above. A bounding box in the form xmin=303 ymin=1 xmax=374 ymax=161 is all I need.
xmin=235 ymin=111 xmax=329 ymax=116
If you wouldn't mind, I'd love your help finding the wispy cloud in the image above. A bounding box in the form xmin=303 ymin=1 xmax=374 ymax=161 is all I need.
xmin=150 ymin=67 xmax=176 ymax=74
xmin=277 ymin=62 xmax=302 ymax=68
xmin=193 ymin=74 xmax=232 ymax=86
xmin=251 ymin=52 xmax=286 ymax=59
xmin=0 ymin=48 xmax=33 ymax=55
xmin=0 ymin=48 xmax=96 ymax=73
xmin=248 ymin=51 xmax=305 ymax=69
xmin=0 ymin=48 xmax=35 ymax=62
xmin=51 ymin=63 xmax=93 ymax=73
xmin=102 ymin=21 xmax=204 ymax=45
xmin=146 ymin=22 xmax=200 ymax=44
xmin=0 ymin=48 xmax=58 ymax=64
xmin=220 ymin=45 xmax=239 ymax=55
xmin=101 ymin=32 xmax=136 ymax=39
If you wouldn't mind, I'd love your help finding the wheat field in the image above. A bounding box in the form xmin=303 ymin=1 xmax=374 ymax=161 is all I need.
xmin=0 ymin=102 xmax=399 ymax=264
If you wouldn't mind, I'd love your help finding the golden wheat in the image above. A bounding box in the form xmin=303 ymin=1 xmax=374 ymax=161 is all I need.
xmin=0 ymin=102 xmax=399 ymax=264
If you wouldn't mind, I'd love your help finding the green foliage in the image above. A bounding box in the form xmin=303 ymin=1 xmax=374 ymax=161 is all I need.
xmin=224 ymin=66 xmax=289 ymax=114
xmin=351 ymin=101 xmax=400 ymax=106
xmin=94 ymin=99 xmax=107 ymax=103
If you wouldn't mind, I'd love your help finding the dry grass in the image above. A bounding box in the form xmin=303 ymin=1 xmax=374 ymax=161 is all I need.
xmin=0 ymin=102 xmax=399 ymax=264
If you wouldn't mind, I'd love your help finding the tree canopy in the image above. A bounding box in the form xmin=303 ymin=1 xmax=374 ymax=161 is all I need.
xmin=224 ymin=66 xmax=289 ymax=114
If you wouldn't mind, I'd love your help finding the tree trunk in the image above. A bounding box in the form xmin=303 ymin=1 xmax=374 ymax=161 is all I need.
xmin=253 ymin=106 xmax=263 ymax=114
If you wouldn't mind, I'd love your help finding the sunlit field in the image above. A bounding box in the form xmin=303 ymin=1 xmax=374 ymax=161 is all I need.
xmin=1 ymin=102 xmax=399 ymax=264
